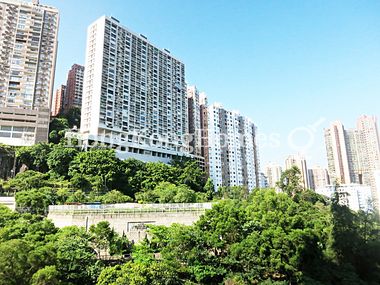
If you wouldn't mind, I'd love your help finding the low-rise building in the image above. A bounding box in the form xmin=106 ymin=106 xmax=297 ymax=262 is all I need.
xmin=316 ymin=184 xmax=373 ymax=212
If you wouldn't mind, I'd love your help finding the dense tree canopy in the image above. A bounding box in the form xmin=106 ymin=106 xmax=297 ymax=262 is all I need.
xmin=1 ymin=129 xmax=379 ymax=284
xmin=2 ymin=142 xmax=209 ymax=208
xmin=1 ymin=177 xmax=380 ymax=284
xmin=49 ymin=118 xmax=70 ymax=144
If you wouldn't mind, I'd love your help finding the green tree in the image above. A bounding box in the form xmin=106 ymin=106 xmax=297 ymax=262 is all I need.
xmin=16 ymin=143 xmax=52 ymax=172
xmin=96 ymin=265 xmax=122 ymax=285
xmin=203 ymin=177 xmax=215 ymax=200
xmin=136 ymin=182 xmax=198 ymax=203
xmin=122 ymin=158 xmax=146 ymax=195
xmin=98 ymin=190 xmax=133 ymax=204
xmin=140 ymin=162 xmax=177 ymax=191
xmin=152 ymin=182 xmax=178 ymax=203
xmin=68 ymin=149 xmax=126 ymax=193
xmin=7 ymin=170 xmax=50 ymax=192
xmin=65 ymin=189 xmax=87 ymax=203
xmin=49 ymin=118 xmax=69 ymax=144
xmin=15 ymin=187 xmax=57 ymax=215
xmin=171 ymin=158 xmax=207 ymax=192
xmin=97 ymin=261 xmax=181 ymax=285
xmin=89 ymin=221 xmax=117 ymax=258
xmin=0 ymin=239 xmax=32 ymax=285
xmin=173 ymin=184 xmax=197 ymax=203
xmin=0 ymin=205 xmax=18 ymax=228
xmin=276 ymin=166 xmax=304 ymax=198
xmin=54 ymin=226 xmax=97 ymax=284
xmin=63 ymin=107 xmax=81 ymax=128
xmin=47 ymin=144 xmax=78 ymax=177
xmin=217 ymin=185 xmax=249 ymax=200
xmin=150 ymin=190 xmax=335 ymax=284
xmin=31 ymin=265 xmax=61 ymax=285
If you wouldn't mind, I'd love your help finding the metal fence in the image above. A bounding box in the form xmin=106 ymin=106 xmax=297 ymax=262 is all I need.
xmin=48 ymin=202 xmax=213 ymax=215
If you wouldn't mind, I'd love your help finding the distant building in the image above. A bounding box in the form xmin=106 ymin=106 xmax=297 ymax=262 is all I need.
xmin=308 ymin=166 xmax=330 ymax=190
xmin=316 ymin=184 xmax=373 ymax=212
xmin=51 ymin=85 xmax=66 ymax=117
xmin=64 ymin=64 xmax=84 ymax=112
xmin=207 ymin=103 xmax=259 ymax=191
xmin=356 ymin=115 xmax=380 ymax=203
xmin=324 ymin=116 xmax=380 ymax=211
xmin=285 ymin=155 xmax=309 ymax=189
xmin=265 ymin=163 xmax=283 ymax=188
xmin=187 ymin=86 xmax=202 ymax=157
xmin=324 ymin=121 xmax=352 ymax=184
xmin=259 ymin=172 xmax=269 ymax=188
xmin=0 ymin=0 xmax=59 ymax=146
xmin=199 ymin=92 xmax=209 ymax=176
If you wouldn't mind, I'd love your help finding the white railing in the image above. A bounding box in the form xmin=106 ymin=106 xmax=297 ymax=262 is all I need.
xmin=48 ymin=202 xmax=213 ymax=214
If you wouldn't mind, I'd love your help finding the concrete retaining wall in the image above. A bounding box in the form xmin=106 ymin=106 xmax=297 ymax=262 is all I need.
xmin=48 ymin=203 xmax=212 ymax=242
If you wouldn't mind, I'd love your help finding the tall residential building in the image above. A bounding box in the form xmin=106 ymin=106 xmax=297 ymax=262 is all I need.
xmin=0 ymin=0 xmax=59 ymax=146
xmin=308 ymin=166 xmax=330 ymax=190
xmin=356 ymin=115 xmax=380 ymax=195
xmin=324 ymin=121 xmax=352 ymax=184
xmin=51 ymin=85 xmax=65 ymax=117
xmin=324 ymin=116 xmax=380 ymax=211
xmin=285 ymin=155 xmax=310 ymax=189
xmin=199 ymin=92 xmax=209 ymax=176
xmin=265 ymin=163 xmax=283 ymax=188
xmin=80 ymin=16 xmax=187 ymax=162
xmin=207 ymin=103 xmax=259 ymax=191
xmin=64 ymin=64 xmax=84 ymax=112
xmin=187 ymin=86 xmax=201 ymax=157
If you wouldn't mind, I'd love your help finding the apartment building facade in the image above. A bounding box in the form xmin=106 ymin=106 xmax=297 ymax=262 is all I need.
xmin=187 ymin=86 xmax=201 ymax=157
xmin=308 ymin=166 xmax=330 ymax=190
xmin=0 ymin=0 xmax=59 ymax=145
xmin=64 ymin=64 xmax=84 ymax=112
xmin=51 ymin=84 xmax=65 ymax=117
xmin=207 ymin=103 xmax=259 ymax=191
xmin=265 ymin=163 xmax=283 ymax=188
xmin=80 ymin=16 xmax=188 ymax=162
xmin=325 ymin=116 xmax=380 ymax=211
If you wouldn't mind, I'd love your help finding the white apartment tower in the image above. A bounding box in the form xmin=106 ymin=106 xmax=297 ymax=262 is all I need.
xmin=285 ymin=155 xmax=310 ymax=189
xmin=207 ymin=103 xmax=259 ymax=191
xmin=265 ymin=163 xmax=283 ymax=188
xmin=81 ymin=16 xmax=188 ymax=162
xmin=0 ymin=0 xmax=59 ymax=145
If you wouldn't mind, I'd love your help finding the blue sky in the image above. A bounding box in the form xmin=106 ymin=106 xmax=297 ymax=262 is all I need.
xmin=49 ymin=0 xmax=380 ymax=169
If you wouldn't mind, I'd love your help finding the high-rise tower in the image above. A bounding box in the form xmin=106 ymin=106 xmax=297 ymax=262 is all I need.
xmin=64 ymin=64 xmax=84 ymax=112
xmin=80 ymin=16 xmax=187 ymax=162
xmin=207 ymin=103 xmax=259 ymax=191
xmin=0 ymin=0 xmax=59 ymax=145
xmin=324 ymin=116 xmax=380 ymax=210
